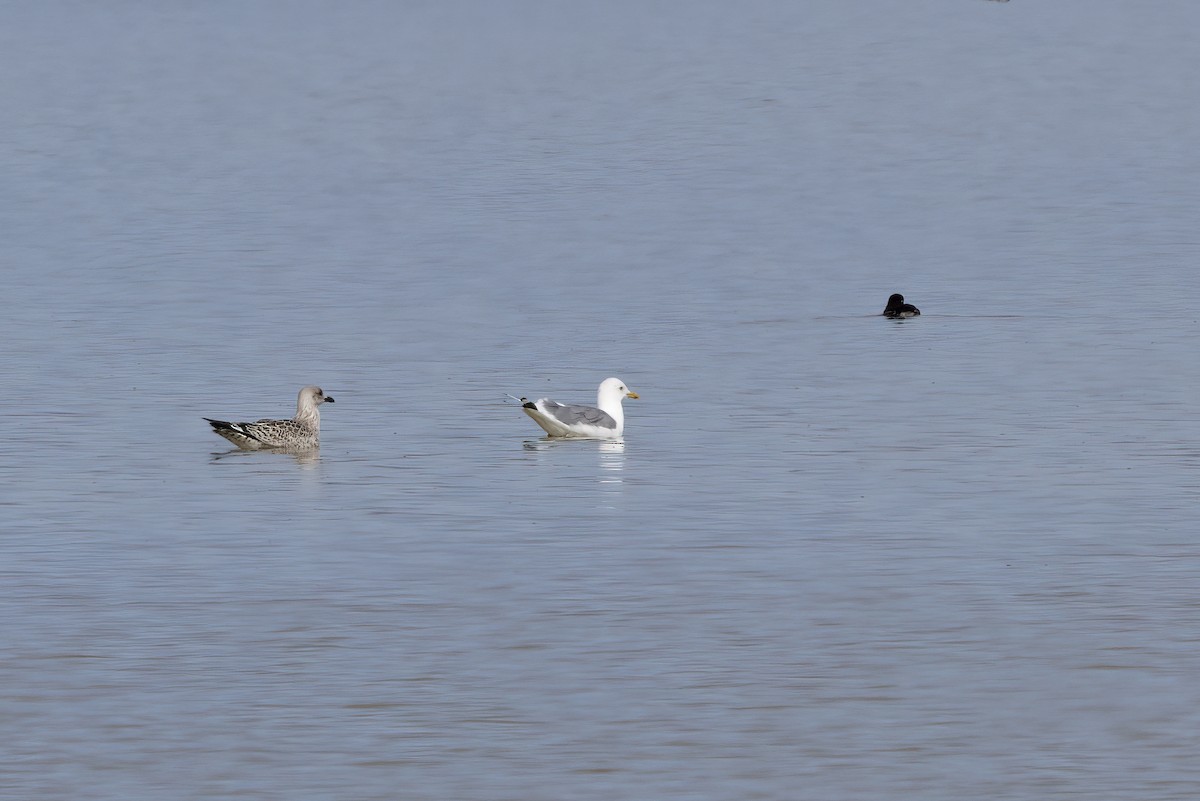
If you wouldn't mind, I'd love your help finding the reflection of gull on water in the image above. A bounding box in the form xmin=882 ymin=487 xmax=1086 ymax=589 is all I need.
xmin=205 ymin=386 xmax=334 ymax=450
xmin=598 ymin=440 xmax=625 ymax=484
xmin=210 ymin=448 xmax=321 ymax=468
xmin=520 ymin=437 xmax=626 ymax=487
xmin=508 ymin=377 xmax=638 ymax=439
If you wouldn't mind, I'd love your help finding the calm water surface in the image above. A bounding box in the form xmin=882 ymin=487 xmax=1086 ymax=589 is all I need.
xmin=2 ymin=2 xmax=1199 ymax=799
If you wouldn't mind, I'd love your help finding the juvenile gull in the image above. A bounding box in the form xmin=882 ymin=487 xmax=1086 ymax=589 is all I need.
xmin=882 ymin=293 xmax=921 ymax=318
xmin=512 ymin=377 xmax=639 ymax=439
xmin=205 ymin=385 xmax=334 ymax=450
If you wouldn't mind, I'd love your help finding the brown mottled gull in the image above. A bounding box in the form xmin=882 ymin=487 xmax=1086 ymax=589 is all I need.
xmin=510 ymin=377 xmax=638 ymax=439
xmin=205 ymin=385 xmax=334 ymax=449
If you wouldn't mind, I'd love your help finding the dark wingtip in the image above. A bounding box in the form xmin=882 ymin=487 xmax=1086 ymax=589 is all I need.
xmin=324 ymin=396 xmax=335 ymax=403
xmin=522 ymin=401 xmax=536 ymax=410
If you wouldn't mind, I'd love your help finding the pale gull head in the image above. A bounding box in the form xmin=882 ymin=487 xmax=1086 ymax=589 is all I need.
xmin=596 ymin=377 xmax=639 ymax=409
xmin=297 ymin=385 xmax=335 ymax=415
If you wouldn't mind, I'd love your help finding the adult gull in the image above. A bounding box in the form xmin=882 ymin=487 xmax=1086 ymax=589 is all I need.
xmin=205 ymin=385 xmax=334 ymax=450
xmin=512 ymin=377 xmax=639 ymax=439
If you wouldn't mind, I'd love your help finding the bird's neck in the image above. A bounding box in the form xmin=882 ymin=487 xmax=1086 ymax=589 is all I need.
xmin=597 ymin=392 xmax=624 ymax=428
xmin=295 ymin=402 xmax=321 ymax=427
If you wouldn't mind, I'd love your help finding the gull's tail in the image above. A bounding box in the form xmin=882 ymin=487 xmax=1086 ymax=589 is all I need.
xmin=204 ymin=417 xmax=264 ymax=445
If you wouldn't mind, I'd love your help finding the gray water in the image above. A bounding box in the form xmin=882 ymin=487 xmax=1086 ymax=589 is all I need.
xmin=3 ymin=2 xmax=1199 ymax=799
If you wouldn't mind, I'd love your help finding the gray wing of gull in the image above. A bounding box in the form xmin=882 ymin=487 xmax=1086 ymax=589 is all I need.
xmin=539 ymin=401 xmax=617 ymax=430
